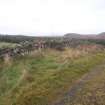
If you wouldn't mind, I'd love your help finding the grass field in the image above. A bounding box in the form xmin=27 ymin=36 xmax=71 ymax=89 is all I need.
xmin=0 ymin=48 xmax=105 ymax=105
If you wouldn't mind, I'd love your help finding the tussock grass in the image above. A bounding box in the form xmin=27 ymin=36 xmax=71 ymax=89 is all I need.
xmin=0 ymin=48 xmax=105 ymax=105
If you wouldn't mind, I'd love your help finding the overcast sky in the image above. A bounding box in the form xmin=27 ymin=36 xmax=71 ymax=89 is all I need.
xmin=0 ymin=0 xmax=105 ymax=36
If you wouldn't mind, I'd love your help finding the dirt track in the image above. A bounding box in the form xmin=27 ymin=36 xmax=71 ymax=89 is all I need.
xmin=53 ymin=63 xmax=105 ymax=105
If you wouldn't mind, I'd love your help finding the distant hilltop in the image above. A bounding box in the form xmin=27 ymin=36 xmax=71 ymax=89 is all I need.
xmin=64 ymin=32 xmax=105 ymax=39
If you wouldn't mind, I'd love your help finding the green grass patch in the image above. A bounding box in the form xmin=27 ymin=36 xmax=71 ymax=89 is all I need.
xmin=0 ymin=50 xmax=105 ymax=105
xmin=0 ymin=42 xmax=18 ymax=48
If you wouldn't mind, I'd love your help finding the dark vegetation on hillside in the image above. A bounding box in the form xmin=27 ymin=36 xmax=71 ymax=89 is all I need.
xmin=0 ymin=33 xmax=105 ymax=45
xmin=0 ymin=34 xmax=63 ymax=43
